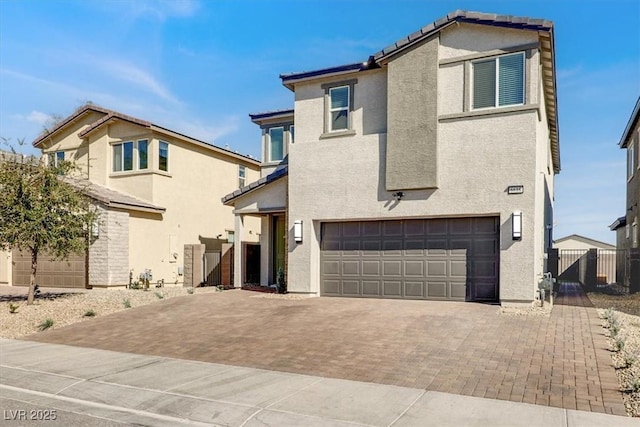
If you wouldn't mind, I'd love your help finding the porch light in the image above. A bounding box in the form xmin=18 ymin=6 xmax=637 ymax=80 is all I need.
xmin=294 ymin=220 xmax=303 ymax=243
xmin=512 ymin=211 xmax=522 ymax=240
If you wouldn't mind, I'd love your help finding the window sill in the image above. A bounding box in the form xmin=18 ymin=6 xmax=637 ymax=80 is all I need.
xmin=109 ymin=169 xmax=172 ymax=178
xmin=438 ymin=104 xmax=539 ymax=122
xmin=319 ymin=129 xmax=356 ymax=139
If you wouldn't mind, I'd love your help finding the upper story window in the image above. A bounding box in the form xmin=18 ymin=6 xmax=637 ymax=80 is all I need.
xmin=159 ymin=141 xmax=169 ymax=172
xmin=321 ymin=79 xmax=357 ymax=136
xmin=138 ymin=139 xmax=148 ymax=170
xmin=113 ymin=141 xmax=134 ymax=172
xmin=630 ymin=143 xmax=636 ymax=178
xmin=268 ymin=127 xmax=284 ymax=162
xmin=472 ymin=52 xmax=525 ymax=109
xmin=238 ymin=164 xmax=246 ymax=188
xmin=113 ymin=140 xmax=149 ymax=173
xmin=290 ymin=125 xmax=295 ymax=144
xmin=329 ymin=86 xmax=350 ymax=131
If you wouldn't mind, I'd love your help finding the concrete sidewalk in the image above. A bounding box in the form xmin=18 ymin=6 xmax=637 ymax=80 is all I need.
xmin=0 ymin=339 xmax=636 ymax=426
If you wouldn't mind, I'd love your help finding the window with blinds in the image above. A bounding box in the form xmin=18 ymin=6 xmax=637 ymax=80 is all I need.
xmin=329 ymin=86 xmax=349 ymax=131
xmin=473 ymin=52 xmax=525 ymax=109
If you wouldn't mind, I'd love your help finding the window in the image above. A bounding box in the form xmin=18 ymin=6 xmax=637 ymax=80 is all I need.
xmin=238 ymin=165 xmax=246 ymax=188
xmin=329 ymin=86 xmax=349 ymax=131
xmin=268 ymin=127 xmax=284 ymax=162
xmin=473 ymin=52 xmax=525 ymax=109
xmin=159 ymin=141 xmax=169 ymax=172
xmin=634 ymin=220 xmax=638 ymax=248
xmin=226 ymin=230 xmax=235 ymax=244
xmin=289 ymin=125 xmax=295 ymax=144
xmin=138 ymin=139 xmax=148 ymax=170
xmin=629 ymin=143 xmax=636 ymax=179
xmin=48 ymin=151 xmax=65 ymax=167
xmin=113 ymin=142 xmax=133 ymax=172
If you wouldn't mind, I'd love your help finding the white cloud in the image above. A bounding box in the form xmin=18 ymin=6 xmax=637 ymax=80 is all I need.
xmin=26 ymin=111 xmax=52 ymax=125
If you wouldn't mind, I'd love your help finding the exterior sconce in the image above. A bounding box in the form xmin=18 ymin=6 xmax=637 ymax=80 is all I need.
xmin=294 ymin=220 xmax=303 ymax=243
xmin=512 ymin=211 xmax=522 ymax=240
xmin=91 ymin=222 xmax=99 ymax=238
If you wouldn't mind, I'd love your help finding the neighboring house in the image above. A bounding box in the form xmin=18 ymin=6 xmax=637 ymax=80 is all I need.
xmin=553 ymin=234 xmax=615 ymax=251
xmin=2 ymin=104 xmax=261 ymax=288
xmin=224 ymin=10 xmax=560 ymax=306
xmin=610 ymin=96 xmax=640 ymax=250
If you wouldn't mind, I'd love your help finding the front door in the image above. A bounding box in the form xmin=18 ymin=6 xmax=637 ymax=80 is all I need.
xmin=272 ymin=215 xmax=286 ymax=284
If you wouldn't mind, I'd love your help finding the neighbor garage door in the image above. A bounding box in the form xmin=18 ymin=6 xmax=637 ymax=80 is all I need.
xmin=320 ymin=217 xmax=499 ymax=301
xmin=12 ymin=249 xmax=87 ymax=288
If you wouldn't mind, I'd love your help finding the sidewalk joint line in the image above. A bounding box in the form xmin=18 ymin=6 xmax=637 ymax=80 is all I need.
xmin=387 ymin=390 xmax=426 ymax=427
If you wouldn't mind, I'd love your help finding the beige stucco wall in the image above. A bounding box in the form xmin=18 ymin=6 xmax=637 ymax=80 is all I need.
xmin=287 ymin=23 xmax=553 ymax=303
xmin=38 ymin=116 xmax=261 ymax=287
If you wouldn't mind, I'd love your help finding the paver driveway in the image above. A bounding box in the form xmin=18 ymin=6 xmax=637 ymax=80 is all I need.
xmin=24 ymin=283 xmax=626 ymax=416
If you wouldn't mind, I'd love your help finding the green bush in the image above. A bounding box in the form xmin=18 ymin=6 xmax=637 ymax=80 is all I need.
xmin=154 ymin=291 xmax=164 ymax=299
xmin=123 ymin=298 xmax=131 ymax=308
xmin=186 ymin=287 xmax=195 ymax=294
xmin=84 ymin=309 xmax=96 ymax=317
xmin=38 ymin=318 xmax=54 ymax=331
xmin=8 ymin=303 xmax=19 ymax=314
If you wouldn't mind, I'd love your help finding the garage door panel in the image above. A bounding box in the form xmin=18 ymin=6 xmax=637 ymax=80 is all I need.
xmin=323 ymin=223 xmax=341 ymax=238
xmin=404 ymin=260 xmax=424 ymax=276
xmin=383 ymin=261 xmax=402 ymax=276
xmin=404 ymin=219 xmax=425 ymax=236
xmin=12 ymin=249 xmax=86 ymax=288
xmin=342 ymin=280 xmax=360 ymax=296
xmin=342 ymin=261 xmax=360 ymax=275
xmin=362 ymin=260 xmax=380 ymax=275
xmin=320 ymin=218 xmax=499 ymax=302
xmin=405 ymin=281 xmax=424 ymax=298
xmin=383 ymin=281 xmax=402 ymax=297
xmin=362 ymin=281 xmax=380 ymax=295
xmin=323 ymin=260 xmax=340 ymax=275
xmin=450 ymin=282 xmax=467 ymax=299
xmin=323 ymin=279 xmax=340 ymax=294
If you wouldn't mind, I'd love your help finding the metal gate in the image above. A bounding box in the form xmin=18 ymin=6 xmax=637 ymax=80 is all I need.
xmin=203 ymin=251 xmax=221 ymax=286
xmin=557 ymin=248 xmax=628 ymax=292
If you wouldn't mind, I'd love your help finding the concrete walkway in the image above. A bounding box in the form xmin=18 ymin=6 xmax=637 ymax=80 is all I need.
xmin=1 ymin=339 xmax=636 ymax=426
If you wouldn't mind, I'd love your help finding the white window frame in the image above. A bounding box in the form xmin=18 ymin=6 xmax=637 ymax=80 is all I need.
xmin=268 ymin=127 xmax=285 ymax=163
xmin=112 ymin=141 xmax=134 ymax=172
xmin=158 ymin=140 xmax=169 ymax=172
xmin=48 ymin=150 xmax=65 ymax=167
xmin=238 ymin=164 xmax=246 ymax=188
xmin=472 ymin=52 xmax=525 ymax=110
xmin=329 ymin=85 xmax=350 ymax=132
xmin=628 ymin=142 xmax=635 ymax=180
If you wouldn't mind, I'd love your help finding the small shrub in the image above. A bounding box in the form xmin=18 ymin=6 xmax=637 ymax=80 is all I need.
xmin=186 ymin=287 xmax=194 ymax=294
xmin=8 ymin=303 xmax=19 ymax=314
xmin=602 ymin=307 xmax=615 ymax=321
xmin=215 ymin=285 xmax=224 ymax=292
xmin=609 ymin=321 xmax=620 ymax=338
xmin=123 ymin=298 xmax=131 ymax=308
xmin=38 ymin=318 xmax=54 ymax=331
xmin=622 ymin=351 xmax=638 ymax=368
xmin=129 ymin=281 xmax=141 ymax=290
xmin=628 ymin=377 xmax=640 ymax=393
xmin=613 ymin=336 xmax=625 ymax=352
xmin=154 ymin=291 xmax=164 ymax=299
xmin=84 ymin=309 xmax=96 ymax=317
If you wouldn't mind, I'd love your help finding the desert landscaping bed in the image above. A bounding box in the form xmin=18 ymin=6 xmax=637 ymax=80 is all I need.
xmin=0 ymin=286 xmax=220 ymax=339
xmin=588 ymin=292 xmax=640 ymax=417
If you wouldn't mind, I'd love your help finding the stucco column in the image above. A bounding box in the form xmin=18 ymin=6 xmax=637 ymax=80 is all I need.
xmin=233 ymin=214 xmax=244 ymax=288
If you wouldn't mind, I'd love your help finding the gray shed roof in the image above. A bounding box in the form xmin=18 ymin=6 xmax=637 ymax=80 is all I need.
xmin=222 ymin=166 xmax=288 ymax=205
xmin=65 ymin=178 xmax=165 ymax=213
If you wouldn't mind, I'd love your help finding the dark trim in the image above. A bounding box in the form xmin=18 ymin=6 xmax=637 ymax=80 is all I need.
xmin=281 ymin=62 xmax=369 ymax=83
xmin=620 ymin=97 xmax=640 ymax=148
xmin=249 ymin=109 xmax=294 ymax=122
xmin=222 ymin=166 xmax=288 ymax=204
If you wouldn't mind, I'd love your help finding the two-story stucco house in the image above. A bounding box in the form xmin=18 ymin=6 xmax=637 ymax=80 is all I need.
xmin=2 ymin=104 xmax=261 ymax=288
xmin=611 ymin=97 xmax=640 ymax=250
xmin=224 ymin=10 xmax=560 ymax=305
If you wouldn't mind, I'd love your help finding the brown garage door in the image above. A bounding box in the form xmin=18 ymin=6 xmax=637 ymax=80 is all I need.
xmin=320 ymin=217 xmax=499 ymax=302
xmin=12 ymin=249 xmax=87 ymax=288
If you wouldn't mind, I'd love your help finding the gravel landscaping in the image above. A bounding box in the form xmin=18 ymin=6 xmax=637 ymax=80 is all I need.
xmin=589 ymin=292 xmax=640 ymax=417
xmin=0 ymin=286 xmax=220 ymax=339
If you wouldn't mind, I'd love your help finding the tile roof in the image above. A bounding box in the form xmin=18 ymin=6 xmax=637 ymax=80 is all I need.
xmin=65 ymin=178 xmax=165 ymax=213
xmin=222 ymin=166 xmax=288 ymax=204
xmin=31 ymin=103 xmax=260 ymax=165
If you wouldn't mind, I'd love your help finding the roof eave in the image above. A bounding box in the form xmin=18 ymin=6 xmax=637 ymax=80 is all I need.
xmin=619 ymin=97 xmax=640 ymax=148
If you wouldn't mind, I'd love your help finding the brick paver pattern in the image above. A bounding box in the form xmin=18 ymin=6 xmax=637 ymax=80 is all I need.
xmin=24 ymin=283 xmax=626 ymax=415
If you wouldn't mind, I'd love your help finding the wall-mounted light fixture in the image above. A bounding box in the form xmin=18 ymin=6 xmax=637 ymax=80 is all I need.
xmin=91 ymin=221 xmax=99 ymax=238
xmin=392 ymin=191 xmax=405 ymax=201
xmin=294 ymin=220 xmax=303 ymax=243
xmin=512 ymin=211 xmax=522 ymax=240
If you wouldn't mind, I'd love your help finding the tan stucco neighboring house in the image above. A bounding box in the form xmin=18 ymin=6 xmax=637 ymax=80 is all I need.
xmin=553 ymin=234 xmax=615 ymax=251
xmin=224 ymin=10 xmax=560 ymax=306
xmin=2 ymin=104 xmax=261 ymax=288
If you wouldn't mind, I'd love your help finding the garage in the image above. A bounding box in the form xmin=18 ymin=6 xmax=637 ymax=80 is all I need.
xmin=320 ymin=217 xmax=499 ymax=301
xmin=12 ymin=249 xmax=87 ymax=288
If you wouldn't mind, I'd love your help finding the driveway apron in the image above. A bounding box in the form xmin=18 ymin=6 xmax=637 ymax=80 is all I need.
xmin=20 ymin=283 xmax=626 ymax=416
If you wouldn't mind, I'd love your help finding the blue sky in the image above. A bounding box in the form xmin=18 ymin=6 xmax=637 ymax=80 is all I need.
xmin=0 ymin=0 xmax=638 ymax=244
